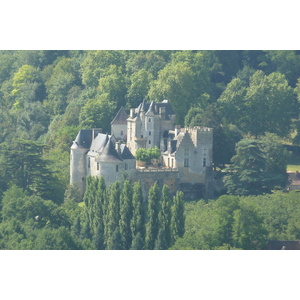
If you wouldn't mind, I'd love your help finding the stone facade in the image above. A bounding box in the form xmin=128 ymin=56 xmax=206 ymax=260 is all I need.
xmin=70 ymin=100 xmax=214 ymax=199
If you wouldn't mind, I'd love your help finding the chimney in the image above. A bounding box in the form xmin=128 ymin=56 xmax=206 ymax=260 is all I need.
xmin=175 ymin=125 xmax=180 ymax=136
xmin=130 ymin=108 xmax=135 ymax=118
xmin=159 ymin=106 xmax=166 ymax=119
xmin=116 ymin=141 xmax=121 ymax=155
xmin=92 ymin=128 xmax=102 ymax=139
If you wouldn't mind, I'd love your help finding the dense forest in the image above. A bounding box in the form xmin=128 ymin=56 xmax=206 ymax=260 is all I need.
xmin=1 ymin=50 xmax=300 ymax=249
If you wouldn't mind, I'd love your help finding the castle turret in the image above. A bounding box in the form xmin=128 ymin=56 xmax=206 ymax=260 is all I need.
xmin=70 ymin=130 xmax=93 ymax=195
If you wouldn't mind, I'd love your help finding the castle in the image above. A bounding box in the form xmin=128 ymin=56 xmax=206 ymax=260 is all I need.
xmin=70 ymin=100 xmax=214 ymax=199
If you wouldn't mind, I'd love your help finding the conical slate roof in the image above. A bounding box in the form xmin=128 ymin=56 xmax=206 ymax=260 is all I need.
xmin=120 ymin=144 xmax=136 ymax=160
xmin=72 ymin=129 xmax=93 ymax=149
xmin=98 ymin=137 xmax=123 ymax=162
xmin=111 ymin=107 xmax=128 ymax=125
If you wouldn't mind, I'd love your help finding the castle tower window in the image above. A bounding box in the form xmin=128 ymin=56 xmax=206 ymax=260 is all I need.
xmin=116 ymin=165 xmax=119 ymax=172
xmin=203 ymin=158 xmax=206 ymax=167
xmin=88 ymin=157 xmax=90 ymax=168
xmin=184 ymin=158 xmax=189 ymax=167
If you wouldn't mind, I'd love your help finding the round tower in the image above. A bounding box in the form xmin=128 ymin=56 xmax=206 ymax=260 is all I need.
xmin=70 ymin=141 xmax=88 ymax=195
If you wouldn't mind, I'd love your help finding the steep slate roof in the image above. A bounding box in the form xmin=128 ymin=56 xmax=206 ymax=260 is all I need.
xmin=132 ymin=100 xmax=175 ymax=118
xmin=90 ymin=133 xmax=109 ymax=152
xmin=111 ymin=107 xmax=128 ymax=125
xmin=73 ymin=129 xmax=93 ymax=148
xmin=120 ymin=144 xmax=136 ymax=160
xmin=98 ymin=137 xmax=123 ymax=162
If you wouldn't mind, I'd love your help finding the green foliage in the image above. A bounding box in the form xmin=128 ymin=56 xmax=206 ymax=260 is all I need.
xmin=224 ymin=135 xmax=288 ymax=196
xmin=119 ymin=180 xmax=133 ymax=249
xmin=135 ymin=146 xmax=160 ymax=164
xmin=79 ymin=93 xmax=116 ymax=134
xmin=218 ymin=70 xmax=296 ymax=137
xmin=145 ymin=182 xmax=160 ymax=250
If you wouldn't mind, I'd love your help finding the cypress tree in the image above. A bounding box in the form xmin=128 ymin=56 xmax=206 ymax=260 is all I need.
xmin=107 ymin=227 xmax=123 ymax=250
xmin=154 ymin=227 xmax=168 ymax=250
xmin=145 ymin=182 xmax=160 ymax=250
xmin=71 ymin=216 xmax=81 ymax=237
xmin=119 ymin=180 xmax=133 ymax=249
xmin=158 ymin=185 xmax=172 ymax=248
xmin=93 ymin=222 xmax=105 ymax=250
xmin=131 ymin=232 xmax=144 ymax=250
xmin=130 ymin=181 xmax=145 ymax=244
xmin=105 ymin=181 xmax=121 ymax=247
xmin=171 ymin=191 xmax=185 ymax=243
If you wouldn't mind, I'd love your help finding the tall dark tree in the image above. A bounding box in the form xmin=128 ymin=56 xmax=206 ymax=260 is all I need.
xmin=130 ymin=181 xmax=145 ymax=243
xmin=171 ymin=191 xmax=185 ymax=243
xmin=145 ymin=182 xmax=160 ymax=250
xmin=105 ymin=182 xmax=121 ymax=247
xmin=0 ymin=139 xmax=62 ymax=203
xmin=119 ymin=180 xmax=133 ymax=250
xmin=158 ymin=185 xmax=172 ymax=249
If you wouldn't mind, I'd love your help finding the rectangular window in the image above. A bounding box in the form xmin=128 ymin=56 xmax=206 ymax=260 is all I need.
xmin=116 ymin=165 xmax=119 ymax=172
xmin=203 ymin=158 xmax=206 ymax=167
xmin=149 ymin=131 xmax=151 ymax=136
xmin=121 ymin=130 xmax=123 ymax=136
xmin=168 ymin=158 xmax=170 ymax=167
xmin=149 ymin=140 xmax=151 ymax=144
xmin=88 ymin=157 xmax=90 ymax=168
xmin=149 ymin=118 xmax=151 ymax=122
xmin=184 ymin=158 xmax=189 ymax=167
xmin=97 ymin=162 xmax=100 ymax=170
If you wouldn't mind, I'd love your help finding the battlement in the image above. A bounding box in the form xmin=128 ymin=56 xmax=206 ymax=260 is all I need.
xmin=181 ymin=126 xmax=213 ymax=133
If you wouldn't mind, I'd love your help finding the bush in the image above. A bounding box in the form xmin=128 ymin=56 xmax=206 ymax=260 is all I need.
xmin=135 ymin=146 xmax=161 ymax=164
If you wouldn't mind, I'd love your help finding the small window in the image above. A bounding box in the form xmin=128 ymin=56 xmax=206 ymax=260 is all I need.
xmin=168 ymin=158 xmax=170 ymax=167
xmin=149 ymin=118 xmax=151 ymax=122
xmin=116 ymin=165 xmax=119 ymax=172
xmin=149 ymin=140 xmax=151 ymax=144
xmin=149 ymin=131 xmax=151 ymax=136
xmin=203 ymin=158 xmax=206 ymax=167
xmin=141 ymin=135 xmax=143 ymax=138
xmin=88 ymin=157 xmax=90 ymax=168
xmin=121 ymin=130 xmax=123 ymax=136
xmin=184 ymin=158 xmax=189 ymax=167
xmin=97 ymin=162 xmax=100 ymax=170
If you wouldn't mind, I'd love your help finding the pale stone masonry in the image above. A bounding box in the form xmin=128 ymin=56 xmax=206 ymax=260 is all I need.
xmin=70 ymin=100 xmax=214 ymax=199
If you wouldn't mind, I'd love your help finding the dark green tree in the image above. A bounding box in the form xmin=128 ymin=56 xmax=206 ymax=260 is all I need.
xmin=171 ymin=191 xmax=185 ymax=243
xmin=130 ymin=232 xmax=144 ymax=250
xmin=130 ymin=181 xmax=145 ymax=246
xmin=145 ymin=182 xmax=160 ymax=250
xmin=119 ymin=180 xmax=133 ymax=249
xmin=107 ymin=227 xmax=123 ymax=250
xmin=224 ymin=137 xmax=288 ymax=196
xmin=105 ymin=182 xmax=121 ymax=247
xmin=158 ymin=185 xmax=172 ymax=249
